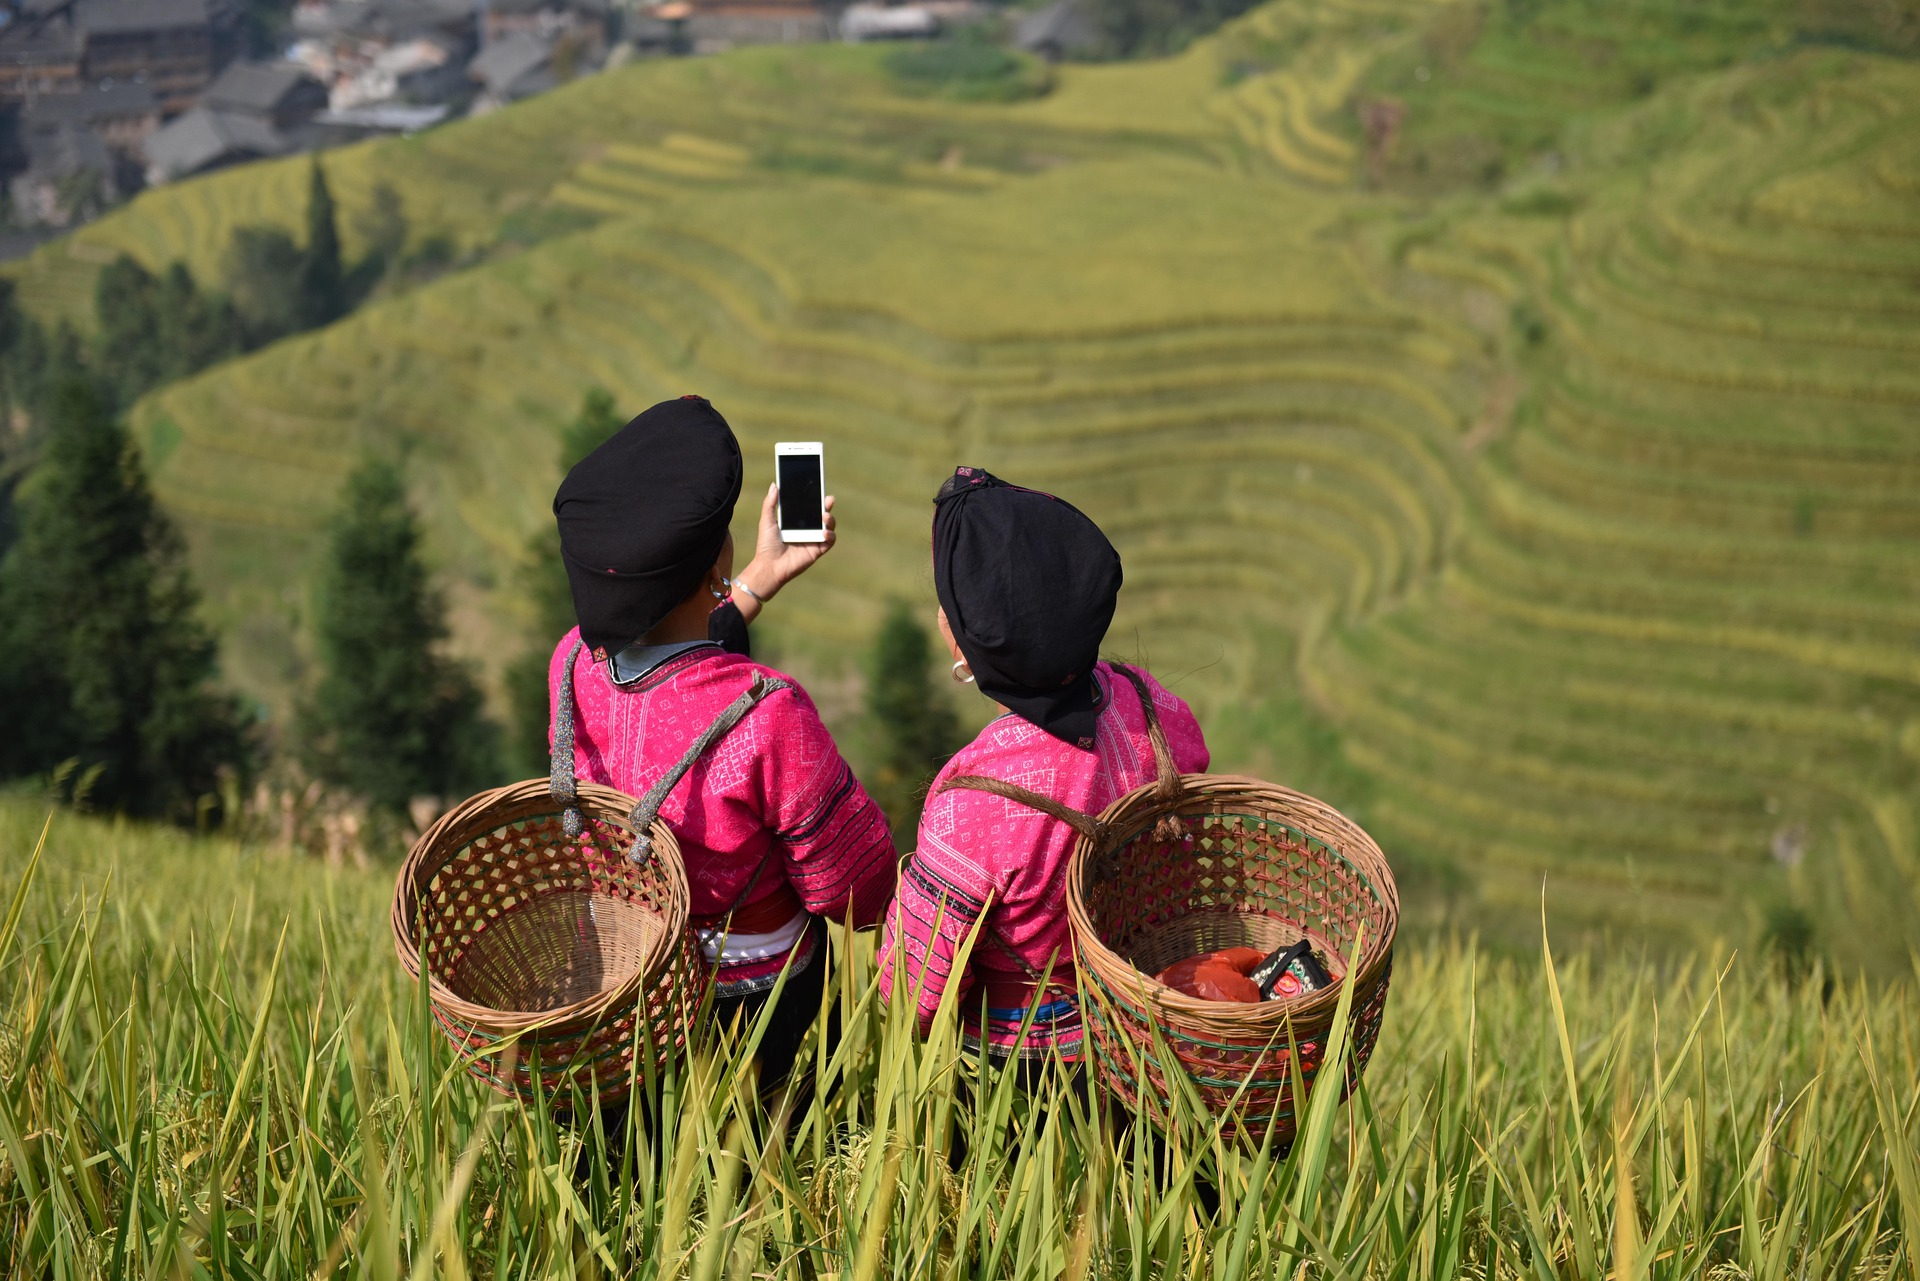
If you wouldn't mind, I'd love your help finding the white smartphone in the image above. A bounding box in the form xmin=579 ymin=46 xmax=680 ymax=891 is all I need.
xmin=774 ymin=442 xmax=827 ymax=543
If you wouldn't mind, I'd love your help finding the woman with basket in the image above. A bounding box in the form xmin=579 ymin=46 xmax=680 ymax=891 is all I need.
xmin=878 ymin=467 xmax=1210 ymax=1067
xmin=549 ymin=396 xmax=898 ymax=1087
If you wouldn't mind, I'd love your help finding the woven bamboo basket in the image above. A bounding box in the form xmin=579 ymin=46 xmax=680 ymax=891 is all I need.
xmin=1066 ymin=771 xmax=1398 ymax=1146
xmin=391 ymin=778 xmax=701 ymax=1102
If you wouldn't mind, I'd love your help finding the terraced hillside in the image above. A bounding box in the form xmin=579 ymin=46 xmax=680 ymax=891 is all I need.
xmin=1318 ymin=53 xmax=1920 ymax=964
xmin=10 ymin=0 xmax=1918 ymax=968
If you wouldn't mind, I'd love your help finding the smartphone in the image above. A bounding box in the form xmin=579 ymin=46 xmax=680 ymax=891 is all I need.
xmin=774 ymin=442 xmax=827 ymax=543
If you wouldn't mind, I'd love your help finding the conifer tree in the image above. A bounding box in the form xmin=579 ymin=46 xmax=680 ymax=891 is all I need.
xmin=302 ymin=459 xmax=500 ymax=810
xmin=504 ymin=388 xmax=625 ymax=775
xmin=225 ymin=226 xmax=305 ymax=344
xmin=0 ymin=375 xmax=250 ymax=817
xmin=297 ymin=159 xmax=345 ymax=331
xmin=865 ymin=600 xmax=963 ymax=842
xmin=93 ymin=256 xmax=246 ymax=407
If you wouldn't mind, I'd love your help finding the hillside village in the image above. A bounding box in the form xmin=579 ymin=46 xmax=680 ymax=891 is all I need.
xmin=0 ymin=0 xmax=1016 ymax=241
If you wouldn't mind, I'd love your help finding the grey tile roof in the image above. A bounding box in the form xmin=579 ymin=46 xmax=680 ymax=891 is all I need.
xmin=20 ymin=115 xmax=112 ymax=179
xmin=468 ymin=30 xmax=549 ymax=95
xmin=143 ymin=104 xmax=285 ymax=177
xmin=71 ymin=0 xmax=211 ymax=34
xmin=203 ymin=59 xmax=320 ymax=113
xmin=20 ymin=81 xmax=158 ymax=123
xmin=0 ymin=3 xmax=86 ymax=61
xmin=1014 ymin=0 xmax=1094 ymax=52
xmin=334 ymin=0 xmax=474 ymax=38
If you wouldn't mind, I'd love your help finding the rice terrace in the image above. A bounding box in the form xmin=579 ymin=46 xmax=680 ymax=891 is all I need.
xmin=0 ymin=0 xmax=1917 ymax=1274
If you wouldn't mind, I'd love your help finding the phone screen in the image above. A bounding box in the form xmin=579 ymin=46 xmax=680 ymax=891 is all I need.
xmin=777 ymin=452 xmax=824 ymax=531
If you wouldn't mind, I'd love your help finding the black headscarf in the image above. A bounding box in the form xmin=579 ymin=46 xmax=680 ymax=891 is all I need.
xmin=932 ymin=467 xmax=1122 ymax=749
xmin=554 ymin=395 xmax=742 ymax=659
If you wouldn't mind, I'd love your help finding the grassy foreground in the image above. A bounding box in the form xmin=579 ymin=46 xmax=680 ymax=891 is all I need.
xmin=11 ymin=0 xmax=1920 ymax=966
xmin=1 ymin=798 xmax=1914 ymax=1278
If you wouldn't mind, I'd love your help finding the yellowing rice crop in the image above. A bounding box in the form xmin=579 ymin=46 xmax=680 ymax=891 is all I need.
xmin=5 ymin=3 xmax=1918 ymax=972
xmin=0 ymin=796 xmax=1915 ymax=1279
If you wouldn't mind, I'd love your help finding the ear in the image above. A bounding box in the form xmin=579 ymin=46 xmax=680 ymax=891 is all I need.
xmin=935 ymin=607 xmax=966 ymax=664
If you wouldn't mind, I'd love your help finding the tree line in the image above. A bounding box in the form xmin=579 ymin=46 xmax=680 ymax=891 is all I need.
xmin=1 ymin=267 xmax=962 ymax=838
xmin=0 ymin=159 xmax=426 ymax=821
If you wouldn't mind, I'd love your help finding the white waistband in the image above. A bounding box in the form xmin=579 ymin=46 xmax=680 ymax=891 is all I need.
xmin=695 ymin=910 xmax=810 ymax=965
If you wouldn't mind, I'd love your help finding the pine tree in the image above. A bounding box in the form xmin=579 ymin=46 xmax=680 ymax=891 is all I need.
xmin=864 ymin=601 xmax=963 ymax=843
xmin=504 ymin=388 xmax=625 ymax=775
xmin=353 ymin=182 xmax=409 ymax=274
xmin=0 ymin=375 xmax=250 ymax=817
xmin=297 ymin=159 xmax=345 ymax=332
xmin=225 ymin=226 xmax=305 ymax=345
xmin=301 ymin=458 xmax=499 ymax=810
xmin=94 ymin=256 xmax=246 ymax=407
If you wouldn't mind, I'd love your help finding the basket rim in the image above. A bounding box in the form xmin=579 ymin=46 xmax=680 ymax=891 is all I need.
xmin=390 ymin=778 xmax=691 ymax=1034
xmin=1065 ymin=772 xmax=1399 ymax=1033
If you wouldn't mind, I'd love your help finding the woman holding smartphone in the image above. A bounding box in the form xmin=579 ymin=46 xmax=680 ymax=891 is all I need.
xmin=878 ymin=467 xmax=1210 ymax=1067
xmin=549 ymin=395 xmax=894 ymax=1089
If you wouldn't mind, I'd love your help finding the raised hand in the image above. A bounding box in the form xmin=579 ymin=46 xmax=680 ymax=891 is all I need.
xmin=732 ymin=483 xmax=835 ymax=620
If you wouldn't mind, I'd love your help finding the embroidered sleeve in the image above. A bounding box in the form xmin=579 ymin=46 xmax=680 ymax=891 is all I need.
xmin=753 ymin=686 xmax=897 ymax=928
xmin=877 ymin=839 xmax=997 ymax=1032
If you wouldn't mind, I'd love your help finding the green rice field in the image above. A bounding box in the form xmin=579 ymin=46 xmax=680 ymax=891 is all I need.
xmin=2 ymin=795 xmax=1916 ymax=1278
xmin=7 ymin=0 xmax=1920 ymax=968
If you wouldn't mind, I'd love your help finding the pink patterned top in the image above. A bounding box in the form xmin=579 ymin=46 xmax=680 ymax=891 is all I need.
xmin=878 ymin=663 xmax=1209 ymax=1058
xmin=549 ymin=628 xmax=896 ymax=994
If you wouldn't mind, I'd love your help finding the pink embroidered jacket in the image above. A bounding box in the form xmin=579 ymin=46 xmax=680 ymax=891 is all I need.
xmin=878 ymin=663 xmax=1209 ymax=1057
xmin=549 ymin=629 xmax=896 ymax=994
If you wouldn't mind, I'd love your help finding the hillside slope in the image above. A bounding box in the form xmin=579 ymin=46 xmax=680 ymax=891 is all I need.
xmin=12 ymin=0 xmax=1919 ymax=967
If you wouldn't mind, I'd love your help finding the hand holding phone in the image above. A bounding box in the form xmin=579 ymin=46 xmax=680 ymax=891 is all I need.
xmin=775 ymin=442 xmax=827 ymax=543
xmin=730 ymin=444 xmax=836 ymax=620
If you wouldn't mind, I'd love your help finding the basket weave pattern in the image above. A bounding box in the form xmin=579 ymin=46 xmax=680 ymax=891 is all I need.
xmin=392 ymin=779 xmax=699 ymax=1101
xmin=1068 ymin=775 xmax=1398 ymax=1145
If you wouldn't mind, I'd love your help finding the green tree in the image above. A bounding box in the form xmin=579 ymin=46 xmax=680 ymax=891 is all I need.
xmin=1799 ymin=0 xmax=1920 ymax=53
xmin=864 ymin=601 xmax=963 ymax=843
xmin=224 ymin=225 xmax=305 ymax=344
xmin=503 ymin=388 xmax=625 ymax=776
xmin=298 ymin=159 xmax=345 ymax=331
xmin=93 ymin=256 xmax=246 ymax=407
xmin=1080 ymin=0 xmax=1263 ymax=57
xmin=352 ymin=182 xmax=409 ymax=278
xmin=223 ymin=161 xmax=347 ymax=345
xmin=301 ymin=458 xmax=500 ymax=810
xmin=0 ymin=375 xmax=251 ymax=818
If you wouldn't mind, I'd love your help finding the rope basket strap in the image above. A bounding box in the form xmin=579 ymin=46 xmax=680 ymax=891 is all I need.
xmin=624 ymin=674 xmax=790 ymax=863
xmin=547 ymin=637 xmax=790 ymax=863
xmin=936 ymin=663 xmax=1180 ymax=987
xmin=939 ymin=775 xmax=1110 ymax=844
xmin=937 ymin=662 xmax=1181 ymax=853
xmin=550 ymin=639 xmax=588 ymax=836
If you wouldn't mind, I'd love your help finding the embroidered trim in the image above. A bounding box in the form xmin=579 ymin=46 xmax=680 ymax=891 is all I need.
xmin=711 ymin=930 xmax=820 ymax=998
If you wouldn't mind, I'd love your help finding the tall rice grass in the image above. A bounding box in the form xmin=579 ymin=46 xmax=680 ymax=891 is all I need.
xmin=0 ymin=798 xmax=1913 ymax=1278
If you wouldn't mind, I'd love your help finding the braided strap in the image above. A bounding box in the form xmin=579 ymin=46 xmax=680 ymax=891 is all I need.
xmin=939 ymin=775 xmax=1109 ymax=846
xmin=627 ymin=675 xmax=791 ymax=864
xmin=549 ymin=639 xmax=587 ymax=837
xmin=940 ymin=664 xmax=1185 ymax=862
xmin=1105 ymin=663 xmax=1186 ymax=843
xmin=1105 ymin=664 xmax=1179 ymax=803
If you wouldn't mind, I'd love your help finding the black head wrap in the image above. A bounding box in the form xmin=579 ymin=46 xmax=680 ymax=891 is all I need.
xmin=554 ymin=395 xmax=742 ymax=659
xmin=932 ymin=467 xmax=1122 ymax=749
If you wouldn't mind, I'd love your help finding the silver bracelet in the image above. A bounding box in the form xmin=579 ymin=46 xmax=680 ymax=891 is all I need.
xmin=732 ymin=576 xmax=769 ymax=605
